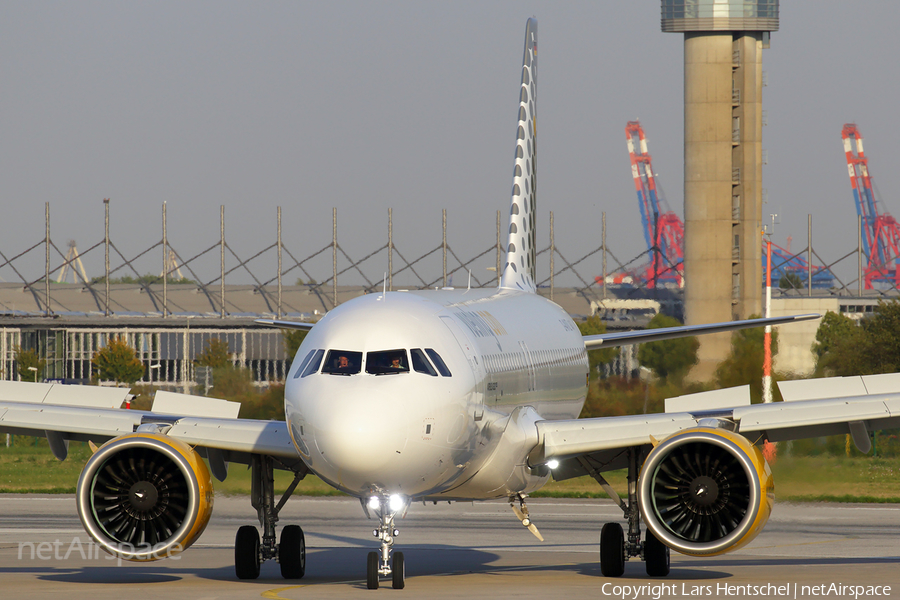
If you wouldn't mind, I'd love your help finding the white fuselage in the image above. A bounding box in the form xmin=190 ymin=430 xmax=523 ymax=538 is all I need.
xmin=283 ymin=288 xmax=589 ymax=502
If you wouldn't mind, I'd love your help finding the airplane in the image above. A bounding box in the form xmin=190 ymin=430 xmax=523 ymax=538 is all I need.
xmin=1 ymin=17 xmax=897 ymax=591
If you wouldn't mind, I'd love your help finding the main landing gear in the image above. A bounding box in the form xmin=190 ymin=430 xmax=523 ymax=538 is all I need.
xmin=579 ymin=448 xmax=670 ymax=578
xmin=363 ymin=494 xmax=408 ymax=589
xmin=235 ymin=455 xmax=308 ymax=580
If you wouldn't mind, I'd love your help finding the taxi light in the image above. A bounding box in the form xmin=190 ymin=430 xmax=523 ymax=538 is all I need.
xmin=547 ymin=459 xmax=559 ymax=470
xmin=389 ymin=494 xmax=405 ymax=512
xmin=368 ymin=496 xmax=380 ymax=510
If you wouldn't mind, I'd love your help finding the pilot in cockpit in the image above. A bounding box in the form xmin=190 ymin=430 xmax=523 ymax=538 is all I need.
xmin=389 ymin=354 xmax=407 ymax=371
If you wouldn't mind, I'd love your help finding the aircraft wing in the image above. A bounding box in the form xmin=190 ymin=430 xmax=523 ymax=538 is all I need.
xmin=255 ymin=318 xmax=316 ymax=331
xmin=582 ymin=314 xmax=819 ymax=349
xmin=532 ymin=373 xmax=900 ymax=477
xmin=0 ymin=381 xmax=304 ymax=476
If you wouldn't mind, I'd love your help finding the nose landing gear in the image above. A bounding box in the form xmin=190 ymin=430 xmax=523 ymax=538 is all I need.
xmin=363 ymin=494 xmax=408 ymax=589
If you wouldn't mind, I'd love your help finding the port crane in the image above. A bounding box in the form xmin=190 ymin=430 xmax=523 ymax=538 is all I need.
xmin=842 ymin=123 xmax=900 ymax=289
xmin=609 ymin=121 xmax=832 ymax=290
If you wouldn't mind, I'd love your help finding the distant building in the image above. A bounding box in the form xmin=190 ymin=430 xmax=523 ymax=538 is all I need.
xmin=0 ymin=283 xmax=599 ymax=387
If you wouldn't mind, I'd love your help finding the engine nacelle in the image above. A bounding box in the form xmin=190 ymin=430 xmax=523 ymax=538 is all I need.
xmin=638 ymin=427 xmax=773 ymax=557
xmin=76 ymin=433 xmax=214 ymax=561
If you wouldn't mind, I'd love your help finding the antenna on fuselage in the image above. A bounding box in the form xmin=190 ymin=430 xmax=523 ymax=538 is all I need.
xmin=467 ymin=270 xmax=472 ymax=292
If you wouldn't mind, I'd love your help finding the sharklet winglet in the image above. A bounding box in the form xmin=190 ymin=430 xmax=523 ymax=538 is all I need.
xmin=500 ymin=18 xmax=538 ymax=294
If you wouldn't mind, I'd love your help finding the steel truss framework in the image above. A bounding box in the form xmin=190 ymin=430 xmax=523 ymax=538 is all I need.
xmin=0 ymin=201 xmax=896 ymax=389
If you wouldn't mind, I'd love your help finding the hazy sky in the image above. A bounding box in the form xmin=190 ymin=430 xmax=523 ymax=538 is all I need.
xmin=1 ymin=1 xmax=898 ymax=288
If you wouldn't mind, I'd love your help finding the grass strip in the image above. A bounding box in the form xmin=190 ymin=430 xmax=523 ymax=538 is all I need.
xmin=3 ymin=441 xmax=900 ymax=502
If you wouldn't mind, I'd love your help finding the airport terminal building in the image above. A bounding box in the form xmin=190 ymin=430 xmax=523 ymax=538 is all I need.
xmin=0 ymin=282 xmax=600 ymax=387
xmin=0 ymin=280 xmax=881 ymax=386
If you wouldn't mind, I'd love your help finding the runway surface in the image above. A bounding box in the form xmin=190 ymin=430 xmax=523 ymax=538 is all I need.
xmin=1 ymin=494 xmax=898 ymax=599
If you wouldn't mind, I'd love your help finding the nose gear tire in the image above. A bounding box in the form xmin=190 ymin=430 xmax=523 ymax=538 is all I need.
xmin=367 ymin=551 xmax=379 ymax=589
xmin=392 ymin=551 xmax=405 ymax=589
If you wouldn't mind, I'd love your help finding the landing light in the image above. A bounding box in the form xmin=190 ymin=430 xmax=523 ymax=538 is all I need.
xmin=367 ymin=496 xmax=380 ymax=510
xmin=546 ymin=460 xmax=559 ymax=470
xmin=389 ymin=494 xmax=405 ymax=512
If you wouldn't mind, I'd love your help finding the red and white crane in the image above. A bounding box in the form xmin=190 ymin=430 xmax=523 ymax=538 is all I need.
xmin=624 ymin=121 xmax=684 ymax=288
xmin=842 ymin=123 xmax=900 ymax=289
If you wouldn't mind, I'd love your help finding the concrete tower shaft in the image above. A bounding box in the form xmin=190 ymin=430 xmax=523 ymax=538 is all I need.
xmin=663 ymin=0 xmax=777 ymax=380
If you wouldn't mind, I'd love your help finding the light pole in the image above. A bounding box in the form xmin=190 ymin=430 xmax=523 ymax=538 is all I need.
xmin=762 ymin=219 xmax=774 ymax=405
xmin=27 ymin=366 xmax=38 ymax=383
xmin=762 ymin=214 xmax=777 ymax=462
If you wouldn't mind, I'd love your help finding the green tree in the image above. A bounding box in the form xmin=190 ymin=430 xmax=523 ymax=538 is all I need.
xmin=637 ymin=313 xmax=699 ymax=383
xmin=195 ymin=338 xmax=231 ymax=368
xmin=208 ymin=365 xmax=255 ymax=403
xmin=813 ymin=311 xmax=864 ymax=376
xmin=861 ymin=300 xmax=900 ymax=374
xmin=92 ymin=338 xmax=145 ymax=385
xmin=577 ymin=315 xmax=618 ymax=379
xmin=203 ymin=364 xmax=285 ymax=420
xmin=714 ymin=315 xmax=778 ymax=403
xmin=282 ymin=329 xmax=308 ymax=365
xmin=779 ymin=272 xmax=803 ymax=290
xmin=580 ymin=375 xmax=709 ymax=419
xmin=241 ymin=384 xmax=286 ymax=420
xmin=14 ymin=346 xmax=46 ymax=382
xmin=813 ymin=301 xmax=900 ymax=378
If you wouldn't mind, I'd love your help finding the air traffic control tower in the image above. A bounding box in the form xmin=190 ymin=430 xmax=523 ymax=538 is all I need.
xmin=662 ymin=0 xmax=778 ymax=379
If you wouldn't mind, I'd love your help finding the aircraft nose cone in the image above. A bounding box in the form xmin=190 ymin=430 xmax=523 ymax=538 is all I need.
xmin=313 ymin=395 xmax=409 ymax=479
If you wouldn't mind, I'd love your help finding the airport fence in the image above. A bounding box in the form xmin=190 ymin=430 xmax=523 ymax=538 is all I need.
xmin=0 ymin=202 xmax=895 ymax=317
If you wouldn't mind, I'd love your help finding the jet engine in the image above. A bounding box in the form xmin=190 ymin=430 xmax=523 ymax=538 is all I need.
xmin=638 ymin=428 xmax=773 ymax=557
xmin=76 ymin=433 xmax=214 ymax=561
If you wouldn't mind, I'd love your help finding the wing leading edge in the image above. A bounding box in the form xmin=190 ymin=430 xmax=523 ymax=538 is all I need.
xmin=255 ymin=319 xmax=316 ymax=331
xmin=583 ymin=313 xmax=820 ymax=349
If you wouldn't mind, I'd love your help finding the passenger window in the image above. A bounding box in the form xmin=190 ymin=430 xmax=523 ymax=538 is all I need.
xmin=411 ymin=349 xmax=438 ymax=376
xmin=301 ymin=349 xmax=325 ymax=377
xmin=425 ymin=349 xmax=452 ymax=377
xmin=366 ymin=349 xmax=409 ymax=375
xmin=293 ymin=349 xmax=317 ymax=379
xmin=321 ymin=350 xmax=362 ymax=375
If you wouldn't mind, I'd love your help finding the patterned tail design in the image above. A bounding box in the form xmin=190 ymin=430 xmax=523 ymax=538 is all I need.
xmin=500 ymin=18 xmax=538 ymax=293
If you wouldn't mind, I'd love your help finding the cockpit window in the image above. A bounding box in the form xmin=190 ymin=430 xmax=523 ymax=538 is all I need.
xmin=366 ymin=349 xmax=409 ymax=375
xmin=410 ymin=348 xmax=437 ymax=376
xmin=321 ymin=350 xmax=362 ymax=375
xmin=292 ymin=349 xmax=317 ymax=379
xmin=425 ymin=348 xmax=452 ymax=377
xmin=300 ymin=349 xmax=325 ymax=377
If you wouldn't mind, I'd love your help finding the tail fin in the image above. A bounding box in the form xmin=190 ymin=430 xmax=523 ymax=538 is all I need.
xmin=499 ymin=18 xmax=538 ymax=293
